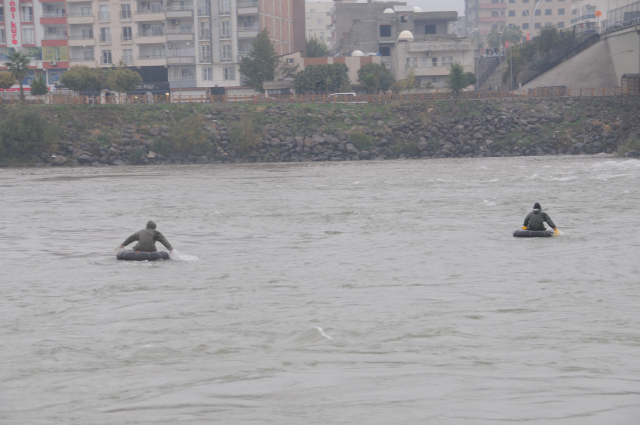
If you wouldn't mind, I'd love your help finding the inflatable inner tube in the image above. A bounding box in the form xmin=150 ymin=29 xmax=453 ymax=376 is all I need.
xmin=117 ymin=250 xmax=170 ymax=261
xmin=513 ymin=229 xmax=554 ymax=238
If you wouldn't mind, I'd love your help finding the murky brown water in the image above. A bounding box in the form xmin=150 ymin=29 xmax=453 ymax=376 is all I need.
xmin=2 ymin=156 xmax=640 ymax=424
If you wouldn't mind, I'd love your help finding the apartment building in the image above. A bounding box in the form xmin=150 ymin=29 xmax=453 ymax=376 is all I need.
xmin=465 ymin=0 xmax=571 ymax=39
xmin=333 ymin=0 xmax=458 ymax=57
xmin=571 ymin=0 xmax=634 ymax=32
xmin=0 ymin=0 xmax=305 ymax=96
xmin=305 ymin=1 xmax=334 ymax=48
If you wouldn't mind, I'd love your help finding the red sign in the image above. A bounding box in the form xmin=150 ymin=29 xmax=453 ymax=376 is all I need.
xmin=481 ymin=48 xmax=485 ymax=55
xmin=526 ymin=33 xmax=530 ymax=41
xmin=9 ymin=1 xmax=19 ymax=45
xmin=505 ymin=41 xmax=509 ymax=49
xmin=579 ymin=23 xmax=584 ymax=28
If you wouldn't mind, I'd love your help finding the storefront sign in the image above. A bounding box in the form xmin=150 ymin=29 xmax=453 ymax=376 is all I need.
xmin=9 ymin=1 xmax=20 ymax=45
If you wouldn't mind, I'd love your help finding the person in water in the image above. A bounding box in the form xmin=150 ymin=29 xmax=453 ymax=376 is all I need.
xmin=119 ymin=221 xmax=174 ymax=252
xmin=523 ymin=203 xmax=557 ymax=231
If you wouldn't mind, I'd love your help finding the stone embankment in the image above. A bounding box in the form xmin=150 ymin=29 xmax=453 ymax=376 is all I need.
xmin=13 ymin=95 xmax=640 ymax=167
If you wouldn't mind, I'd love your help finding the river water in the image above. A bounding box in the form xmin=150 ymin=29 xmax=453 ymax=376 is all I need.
xmin=1 ymin=156 xmax=640 ymax=424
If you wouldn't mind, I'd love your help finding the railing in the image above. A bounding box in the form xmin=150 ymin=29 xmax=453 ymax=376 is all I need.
xmin=98 ymin=11 xmax=110 ymax=20
xmin=219 ymin=7 xmax=231 ymax=15
xmin=197 ymin=7 xmax=210 ymax=16
xmin=42 ymin=12 xmax=66 ymax=18
xmin=137 ymin=29 xmax=165 ymax=36
xmin=199 ymin=54 xmax=212 ymax=62
xmin=100 ymin=34 xmax=111 ymax=42
xmin=198 ymin=30 xmax=212 ymax=39
xmin=43 ymin=34 xmax=68 ymax=40
xmin=69 ymin=34 xmax=94 ymax=39
xmin=237 ymin=1 xmax=259 ymax=6
xmin=137 ymin=6 xmax=164 ymax=14
xmin=219 ymin=31 xmax=231 ymax=39
xmin=238 ymin=25 xmax=260 ymax=31
xmin=120 ymin=10 xmax=132 ymax=19
xmin=121 ymin=34 xmax=133 ymax=41
xmin=6 ymin=87 xmax=630 ymax=105
xmin=22 ymin=15 xmax=34 ymax=22
xmin=138 ymin=53 xmax=166 ymax=59
xmin=476 ymin=56 xmax=502 ymax=89
xmin=70 ymin=56 xmax=94 ymax=61
xmin=67 ymin=12 xmax=92 ymax=17
xmin=168 ymin=76 xmax=197 ymax=81
xmin=101 ymin=57 xmax=112 ymax=64
xmin=167 ymin=49 xmax=195 ymax=56
xmin=166 ymin=28 xmax=194 ymax=34
xmin=166 ymin=5 xmax=194 ymax=11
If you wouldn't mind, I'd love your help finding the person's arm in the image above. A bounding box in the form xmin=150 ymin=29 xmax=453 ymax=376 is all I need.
xmin=523 ymin=212 xmax=531 ymax=227
xmin=155 ymin=232 xmax=173 ymax=251
xmin=544 ymin=212 xmax=557 ymax=229
xmin=121 ymin=231 xmax=140 ymax=247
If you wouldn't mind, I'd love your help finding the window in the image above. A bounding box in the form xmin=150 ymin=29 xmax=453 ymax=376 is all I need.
xmin=534 ymin=22 xmax=541 ymax=29
xmin=406 ymin=57 xmax=417 ymax=67
xmin=0 ymin=29 xmax=5 ymax=45
xmin=181 ymin=68 xmax=196 ymax=80
xmin=121 ymin=4 xmax=131 ymax=19
xmin=83 ymin=50 xmax=94 ymax=60
xmin=432 ymin=57 xmax=438 ymax=66
xmin=199 ymin=21 xmax=211 ymax=38
xmin=310 ymin=8 xmax=315 ymax=13
xmin=102 ymin=50 xmax=112 ymax=64
xmin=509 ymin=10 xmax=515 ymax=16
xmin=491 ymin=11 xmax=499 ymax=17
xmin=22 ymin=28 xmax=34 ymax=44
xmin=379 ymin=25 xmax=391 ymax=37
xmin=200 ymin=45 xmax=211 ymax=62
xmin=523 ymin=0 xmax=529 ymax=2
xmin=379 ymin=46 xmax=390 ymax=56
xmin=99 ymin=5 xmax=109 ymax=21
xmin=522 ymin=23 xmax=529 ymax=29
xmin=224 ymin=66 xmax=235 ymax=80
xmin=82 ymin=28 xmax=93 ymax=38
xmin=522 ymin=10 xmax=529 ymax=16
xmin=220 ymin=21 xmax=229 ymax=37
xmin=432 ymin=77 xmax=439 ymax=82
xmin=558 ymin=21 xmax=565 ymax=28
xmin=545 ymin=9 xmax=552 ymax=15
xmin=425 ymin=25 xmax=436 ymax=34
xmin=81 ymin=6 xmax=92 ymax=16
xmin=316 ymin=19 xmax=322 ymax=25
xmin=558 ymin=8 xmax=565 ymax=15
xmin=401 ymin=15 xmax=407 ymax=23
xmin=320 ymin=31 xmax=324 ymax=38
xmin=509 ymin=0 xmax=514 ymax=3
xmin=122 ymin=27 xmax=132 ymax=41
xmin=21 ymin=6 xmax=33 ymax=22
xmin=545 ymin=22 xmax=552 ymax=27
xmin=123 ymin=49 xmax=133 ymax=63
xmin=203 ymin=68 xmax=213 ymax=80
xmin=100 ymin=28 xmax=111 ymax=42
xmin=286 ymin=58 xmax=294 ymax=64
xmin=221 ymin=44 xmax=232 ymax=61
xmin=442 ymin=56 xmax=453 ymax=65
xmin=534 ymin=9 xmax=541 ymax=15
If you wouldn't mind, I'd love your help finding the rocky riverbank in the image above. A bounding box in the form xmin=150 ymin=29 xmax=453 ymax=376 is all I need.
xmin=3 ymin=95 xmax=640 ymax=168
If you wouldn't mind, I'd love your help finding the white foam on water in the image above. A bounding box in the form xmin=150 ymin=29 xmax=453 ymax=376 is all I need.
xmin=483 ymin=200 xmax=496 ymax=207
xmin=169 ymin=249 xmax=199 ymax=261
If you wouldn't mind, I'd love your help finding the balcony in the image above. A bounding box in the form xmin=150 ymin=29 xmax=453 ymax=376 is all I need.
xmin=169 ymin=76 xmax=197 ymax=89
xmin=99 ymin=33 xmax=111 ymax=42
xmin=121 ymin=33 xmax=133 ymax=42
xmin=98 ymin=11 xmax=110 ymax=21
xmin=199 ymin=30 xmax=211 ymax=39
xmin=68 ymin=34 xmax=95 ymax=46
xmin=21 ymin=15 xmax=34 ymax=23
xmin=199 ymin=53 xmax=211 ymax=63
xmin=166 ymin=6 xmax=193 ymax=18
xmin=167 ymin=50 xmax=195 ymax=64
xmin=120 ymin=10 xmax=132 ymax=20
xmin=137 ymin=29 xmax=165 ymax=43
xmin=238 ymin=26 xmax=259 ymax=38
xmin=43 ymin=33 xmax=67 ymax=40
xmin=69 ymin=56 xmax=95 ymax=66
xmin=137 ymin=53 xmax=166 ymax=65
xmin=166 ymin=28 xmax=194 ymax=41
xmin=139 ymin=52 xmax=166 ymax=59
xmin=237 ymin=1 xmax=258 ymax=15
xmin=67 ymin=11 xmax=93 ymax=24
xmin=134 ymin=6 xmax=164 ymax=22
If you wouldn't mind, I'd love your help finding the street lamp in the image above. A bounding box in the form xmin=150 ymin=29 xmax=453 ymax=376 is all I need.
xmin=511 ymin=0 xmax=542 ymax=40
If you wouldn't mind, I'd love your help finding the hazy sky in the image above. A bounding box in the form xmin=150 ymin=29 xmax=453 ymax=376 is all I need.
xmin=310 ymin=0 xmax=466 ymax=15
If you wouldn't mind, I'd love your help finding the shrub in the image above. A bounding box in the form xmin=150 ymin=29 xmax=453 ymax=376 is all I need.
xmin=617 ymin=135 xmax=640 ymax=156
xmin=128 ymin=147 xmax=147 ymax=164
xmin=0 ymin=108 xmax=58 ymax=156
xmin=152 ymin=115 xmax=212 ymax=156
xmin=230 ymin=116 xmax=260 ymax=154
xmin=349 ymin=131 xmax=375 ymax=150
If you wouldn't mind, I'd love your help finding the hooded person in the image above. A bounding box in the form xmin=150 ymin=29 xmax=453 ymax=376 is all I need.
xmin=523 ymin=203 xmax=557 ymax=232
xmin=119 ymin=221 xmax=174 ymax=252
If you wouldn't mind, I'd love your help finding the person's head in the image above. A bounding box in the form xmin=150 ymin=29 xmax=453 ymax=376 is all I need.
xmin=146 ymin=220 xmax=156 ymax=229
xmin=533 ymin=202 xmax=541 ymax=210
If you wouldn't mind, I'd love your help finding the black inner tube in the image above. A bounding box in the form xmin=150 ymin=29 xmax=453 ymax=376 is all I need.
xmin=513 ymin=229 xmax=554 ymax=238
xmin=117 ymin=250 xmax=170 ymax=261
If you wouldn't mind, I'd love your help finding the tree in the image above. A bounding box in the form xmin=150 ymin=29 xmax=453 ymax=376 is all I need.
xmin=536 ymin=26 xmax=560 ymax=56
xmin=504 ymin=25 xmax=523 ymax=46
xmin=0 ymin=72 xmax=17 ymax=99
xmin=107 ymin=63 xmax=142 ymax=94
xmin=30 ymin=75 xmax=49 ymax=96
xmin=3 ymin=51 xmax=31 ymax=102
xmin=465 ymin=72 xmax=477 ymax=87
xmin=239 ymin=29 xmax=279 ymax=93
xmin=357 ymin=62 xmax=394 ymax=94
xmin=306 ymin=35 xmax=331 ymax=58
xmin=487 ymin=30 xmax=501 ymax=49
xmin=293 ymin=63 xmax=350 ymax=94
xmin=276 ymin=60 xmax=300 ymax=79
xmin=60 ymin=66 xmax=92 ymax=93
xmin=398 ymin=66 xmax=420 ymax=92
xmin=86 ymin=68 xmax=110 ymax=93
xmin=447 ymin=62 xmax=470 ymax=103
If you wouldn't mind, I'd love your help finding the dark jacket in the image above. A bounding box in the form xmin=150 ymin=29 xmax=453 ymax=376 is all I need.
xmin=524 ymin=209 xmax=556 ymax=231
xmin=122 ymin=221 xmax=173 ymax=252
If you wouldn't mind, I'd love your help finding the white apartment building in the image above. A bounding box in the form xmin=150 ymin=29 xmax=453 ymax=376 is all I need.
xmin=1 ymin=0 xmax=304 ymax=96
xmin=305 ymin=1 xmax=333 ymax=48
xmin=571 ymin=0 xmax=634 ymax=32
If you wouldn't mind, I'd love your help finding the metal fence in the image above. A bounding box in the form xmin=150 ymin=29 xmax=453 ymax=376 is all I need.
xmin=0 ymin=87 xmax=632 ymax=106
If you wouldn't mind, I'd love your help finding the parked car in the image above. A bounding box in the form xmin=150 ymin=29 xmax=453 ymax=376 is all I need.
xmin=327 ymin=92 xmax=366 ymax=103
